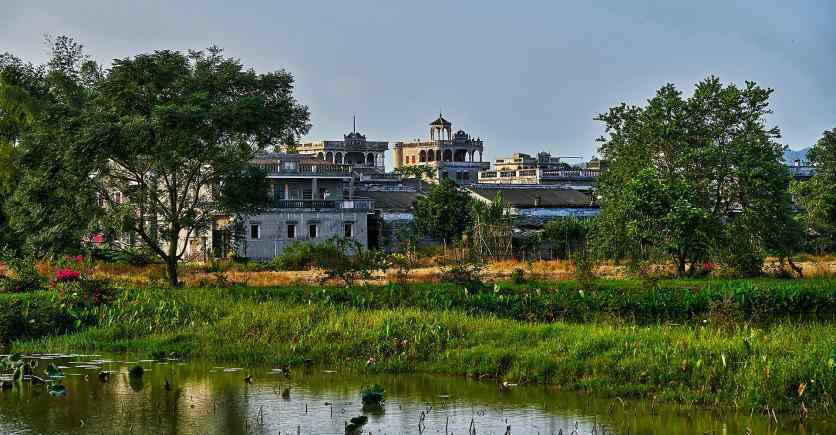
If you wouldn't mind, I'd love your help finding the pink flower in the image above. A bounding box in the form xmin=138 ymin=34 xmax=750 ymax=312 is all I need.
xmin=702 ymin=262 xmax=715 ymax=271
xmin=55 ymin=267 xmax=81 ymax=282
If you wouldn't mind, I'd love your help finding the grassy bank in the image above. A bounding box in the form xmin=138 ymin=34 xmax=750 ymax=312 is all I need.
xmin=4 ymin=281 xmax=835 ymax=414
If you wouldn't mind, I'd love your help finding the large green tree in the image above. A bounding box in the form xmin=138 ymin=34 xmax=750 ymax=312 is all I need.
xmin=594 ymin=76 xmax=799 ymax=276
xmin=414 ymin=178 xmax=473 ymax=245
xmin=0 ymin=37 xmax=101 ymax=255
xmin=83 ymin=47 xmax=310 ymax=286
xmin=792 ymin=128 xmax=836 ymax=253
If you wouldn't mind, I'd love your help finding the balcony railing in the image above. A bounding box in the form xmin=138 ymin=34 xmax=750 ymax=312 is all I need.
xmin=256 ymin=162 xmax=352 ymax=176
xmin=273 ymin=198 xmax=374 ymax=210
xmin=479 ymin=169 xmax=602 ymax=180
xmin=540 ymin=169 xmax=601 ymax=178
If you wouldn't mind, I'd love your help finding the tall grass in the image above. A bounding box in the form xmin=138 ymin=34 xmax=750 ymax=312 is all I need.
xmin=15 ymin=299 xmax=834 ymax=414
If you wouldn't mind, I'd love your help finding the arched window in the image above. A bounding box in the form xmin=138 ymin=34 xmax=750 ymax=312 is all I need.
xmin=437 ymin=150 xmax=443 ymax=161
xmin=317 ymin=152 xmax=324 ymax=160
xmin=419 ymin=150 xmax=427 ymax=162
xmin=367 ymin=153 xmax=375 ymax=166
xmin=427 ymin=150 xmax=435 ymax=162
xmin=335 ymin=152 xmax=343 ymax=164
xmin=443 ymin=150 xmax=453 ymax=162
xmin=454 ymin=149 xmax=467 ymax=162
xmin=325 ymin=151 xmax=333 ymax=163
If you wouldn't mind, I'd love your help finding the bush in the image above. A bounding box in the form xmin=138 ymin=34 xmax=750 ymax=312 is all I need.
xmin=0 ymin=292 xmax=74 ymax=343
xmin=0 ymin=250 xmax=45 ymax=293
xmin=441 ymin=255 xmax=485 ymax=292
xmin=270 ymin=241 xmax=343 ymax=271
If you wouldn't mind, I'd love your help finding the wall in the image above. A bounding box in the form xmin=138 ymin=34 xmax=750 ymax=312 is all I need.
xmin=237 ymin=210 xmax=370 ymax=260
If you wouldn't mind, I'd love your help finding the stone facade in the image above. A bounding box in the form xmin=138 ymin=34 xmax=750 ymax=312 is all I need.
xmin=393 ymin=113 xmax=489 ymax=185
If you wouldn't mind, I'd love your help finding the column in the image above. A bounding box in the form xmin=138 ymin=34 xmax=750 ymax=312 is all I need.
xmin=311 ymin=177 xmax=318 ymax=199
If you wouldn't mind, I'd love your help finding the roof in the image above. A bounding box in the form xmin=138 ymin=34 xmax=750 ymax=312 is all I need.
xmin=362 ymin=190 xmax=422 ymax=212
xmin=430 ymin=113 xmax=452 ymax=127
xmin=468 ymin=185 xmax=594 ymax=208
xmin=252 ymin=151 xmax=332 ymax=165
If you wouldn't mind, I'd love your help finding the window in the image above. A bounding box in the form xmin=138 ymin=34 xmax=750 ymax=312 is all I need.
xmin=309 ymin=224 xmax=318 ymax=238
xmin=344 ymin=223 xmax=353 ymax=238
xmin=287 ymin=224 xmax=296 ymax=239
xmin=249 ymin=223 xmax=261 ymax=240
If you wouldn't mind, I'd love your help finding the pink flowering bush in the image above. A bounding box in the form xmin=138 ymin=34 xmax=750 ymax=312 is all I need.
xmin=49 ymin=255 xmax=116 ymax=328
xmin=54 ymin=267 xmax=81 ymax=282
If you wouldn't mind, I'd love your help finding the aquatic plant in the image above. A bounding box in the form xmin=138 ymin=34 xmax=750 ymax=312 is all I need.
xmin=45 ymin=363 xmax=63 ymax=378
xmin=361 ymin=384 xmax=385 ymax=405
xmin=345 ymin=415 xmax=368 ymax=434
xmin=128 ymin=365 xmax=144 ymax=378
xmin=47 ymin=383 xmax=67 ymax=397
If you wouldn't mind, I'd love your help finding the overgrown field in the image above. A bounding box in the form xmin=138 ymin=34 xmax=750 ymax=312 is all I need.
xmin=2 ymin=279 xmax=835 ymax=414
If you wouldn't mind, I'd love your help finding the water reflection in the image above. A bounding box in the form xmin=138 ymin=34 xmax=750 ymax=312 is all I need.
xmin=0 ymin=354 xmax=831 ymax=435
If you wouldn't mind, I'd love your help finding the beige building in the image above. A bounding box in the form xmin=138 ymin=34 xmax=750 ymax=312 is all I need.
xmin=393 ymin=113 xmax=489 ymax=184
xmin=297 ymin=122 xmax=388 ymax=174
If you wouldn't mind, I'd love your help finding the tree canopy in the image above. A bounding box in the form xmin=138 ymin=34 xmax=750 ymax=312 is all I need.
xmin=414 ymin=178 xmax=473 ymax=244
xmin=594 ymin=76 xmax=799 ymax=276
xmin=0 ymin=39 xmax=311 ymax=286
xmin=792 ymin=128 xmax=836 ymax=253
xmin=83 ymin=46 xmax=310 ymax=285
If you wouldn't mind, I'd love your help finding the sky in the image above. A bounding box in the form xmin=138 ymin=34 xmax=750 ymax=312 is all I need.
xmin=2 ymin=0 xmax=834 ymax=165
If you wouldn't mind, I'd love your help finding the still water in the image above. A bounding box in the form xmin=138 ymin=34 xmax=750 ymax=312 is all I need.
xmin=0 ymin=354 xmax=832 ymax=435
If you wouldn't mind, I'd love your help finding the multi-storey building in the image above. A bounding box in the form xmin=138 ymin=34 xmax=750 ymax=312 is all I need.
xmin=235 ymin=152 xmax=374 ymax=260
xmin=393 ymin=113 xmax=489 ymax=184
xmin=478 ymin=152 xmax=600 ymax=188
xmin=297 ymin=123 xmax=388 ymax=175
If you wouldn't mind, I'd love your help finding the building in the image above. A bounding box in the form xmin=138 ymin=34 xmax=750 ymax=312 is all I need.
xmin=297 ymin=121 xmax=389 ymax=174
xmin=493 ymin=152 xmax=564 ymax=171
xmin=235 ymin=152 xmax=374 ymax=260
xmin=393 ymin=113 xmax=490 ymax=184
xmin=478 ymin=152 xmax=600 ymax=188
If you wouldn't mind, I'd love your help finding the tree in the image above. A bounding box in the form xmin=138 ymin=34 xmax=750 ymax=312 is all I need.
xmin=81 ymin=47 xmax=310 ymax=286
xmin=792 ymin=128 xmax=836 ymax=253
xmin=0 ymin=37 xmax=101 ymax=256
xmin=414 ymin=178 xmax=472 ymax=244
xmin=594 ymin=76 xmax=798 ymax=276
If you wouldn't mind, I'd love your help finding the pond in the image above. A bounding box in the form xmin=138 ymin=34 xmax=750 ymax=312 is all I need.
xmin=0 ymin=354 xmax=832 ymax=435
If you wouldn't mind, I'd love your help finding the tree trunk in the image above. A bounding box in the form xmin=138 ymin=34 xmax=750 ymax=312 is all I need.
xmin=787 ymin=257 xmax=803 ymax=278
xmin=167 ymin=225 xmax=180 ymax=287
xmin=166 ymin=257 xmax=179 ymax=287
xmin=676 ymin=255 xmax=687 ymax=277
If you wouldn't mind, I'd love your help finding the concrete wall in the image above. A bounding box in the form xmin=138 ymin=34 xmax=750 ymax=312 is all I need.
xmin=268 ymin=179 xmax=345 ymax=200
xmin=237 ymin=210 xmax=369 ymax=260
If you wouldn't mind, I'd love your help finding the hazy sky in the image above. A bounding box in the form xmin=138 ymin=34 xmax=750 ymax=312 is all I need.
xmin=3 ymin=0 xmax=834 ymax=164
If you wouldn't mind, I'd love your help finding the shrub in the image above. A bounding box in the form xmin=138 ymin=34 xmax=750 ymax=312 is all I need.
xmin=510 ymin=267 xmax=526 ymax=284
xmin=270 ymin=241 xmax=343 ymax=271
xmin=441 ymin=255 xmax=485 ymax=292
xmin=0 ymin=249 xmax=45 ymax=293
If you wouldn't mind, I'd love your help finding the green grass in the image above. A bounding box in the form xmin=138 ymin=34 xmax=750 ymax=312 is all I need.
xmin=4 ymin=279 xmax=836 ymax=414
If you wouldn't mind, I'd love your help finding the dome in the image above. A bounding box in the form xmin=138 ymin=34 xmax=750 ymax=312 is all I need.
xmin=454 ymin=129 xmax=469 ymax=139
xmin=429 ymin=113 xmax=452 ymax=127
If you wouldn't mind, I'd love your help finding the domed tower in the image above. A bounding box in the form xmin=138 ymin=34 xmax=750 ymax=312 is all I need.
xmin=429 ymin=113 xmax=452 ymax=141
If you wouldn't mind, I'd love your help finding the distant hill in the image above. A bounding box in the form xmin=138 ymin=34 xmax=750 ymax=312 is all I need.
xmin=783 ymin=147 xmax=810 ymax=164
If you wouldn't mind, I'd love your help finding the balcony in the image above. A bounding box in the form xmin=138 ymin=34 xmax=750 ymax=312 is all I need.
xmin=256 ymin=162 xmax=352 ymax=177
xmin=273 ymin=198 xmax=374 ymax=210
